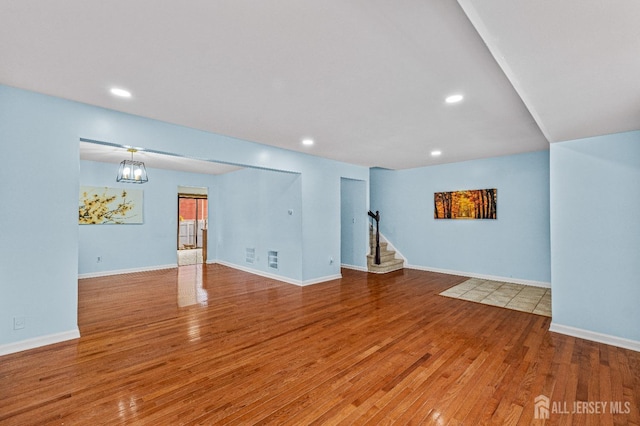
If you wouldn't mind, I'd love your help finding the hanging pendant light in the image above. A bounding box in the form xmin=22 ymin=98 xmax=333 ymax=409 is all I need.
xmin=116 ymin=148 xmax=148 ymax=183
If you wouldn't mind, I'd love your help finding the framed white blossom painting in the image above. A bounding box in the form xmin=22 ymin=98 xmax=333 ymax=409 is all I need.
xmin=79 ymin=186 xmax=143 ymax=224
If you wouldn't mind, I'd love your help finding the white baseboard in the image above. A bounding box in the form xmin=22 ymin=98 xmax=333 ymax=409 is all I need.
xmin=213 ymin=260 xmax=341 ymax=286
xmin=302 ymin=274 xmax=342 ymax=286
xmin=375 ymin=233 xmax=547 ymax=288
xmin=549 ymin=323 xmax=640 ymax=352
xmin=0 ymin=328 xmax=80 ymax=357
xmin=341 ymin=263 xmax=368 ymax=272
xmin=405 ymin=264 xmax=551 ymax=288
xmin=78 ymin=264 xmax=178 ymax=279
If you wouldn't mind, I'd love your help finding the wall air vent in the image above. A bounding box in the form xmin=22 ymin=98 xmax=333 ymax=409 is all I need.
xmin=246 ymin=248 xmax=255 ymax=264
xmin=268 ymin=250 xmax=278 ymax=269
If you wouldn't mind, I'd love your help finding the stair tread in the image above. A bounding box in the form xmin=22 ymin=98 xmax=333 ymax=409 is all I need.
xmin=370 ymin=258 xmax=404 ymax=266
xmin=367 ymin=254 xmax=402 ymax=263
xmin=367 ymin=259 xmax=404 ymax=273
xmin=367 ymin=234 xmax=403 ymax=273
xmin=368 ymin=250 xmax=397 ymax=256
xmin=367 ymin=258 xmax=404 ymax=269
xmin=368 ymin=242 xmax=390 ymax=248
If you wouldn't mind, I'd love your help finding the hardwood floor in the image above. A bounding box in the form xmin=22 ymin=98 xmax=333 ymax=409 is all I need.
xmin=1 ymin=265 xmax=638 ymax=425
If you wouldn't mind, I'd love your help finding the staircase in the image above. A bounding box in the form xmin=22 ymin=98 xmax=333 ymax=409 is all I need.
xmin=367 ymin=228 xmax=404 ymax=274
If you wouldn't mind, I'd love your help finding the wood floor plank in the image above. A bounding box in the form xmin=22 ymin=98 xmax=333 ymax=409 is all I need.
xmin=1 ymin=265 xmax=638 ymax=425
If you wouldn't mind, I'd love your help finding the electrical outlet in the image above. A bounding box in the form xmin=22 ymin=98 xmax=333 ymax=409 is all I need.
xmin=97 ymin=256 xmax=102 ymax=263
xmin=13 ymin=316 xmax=25 ymax=330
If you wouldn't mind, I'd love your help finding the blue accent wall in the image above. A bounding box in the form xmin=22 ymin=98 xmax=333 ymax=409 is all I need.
xmin=80 ymin=162 xmax=305 ymax=282
xmin=370 ymin=151 xmax=551 ymax=284
xmin=216 ymin=168 xmax=303 ymax=281
xmin=0 ymin=84 xmax=368 ymax=349
xmin=340 ymin=178 xmax=368 ymax=269
xmin=1 ymin=86 xmax=80 ymax=347
xmin=79 ymin=160 xmax=217 ymax=275
xmin=550 ymin=131 xmax=640 ymax=342
xmin=4 ymin=81 xmax=637 ymax=352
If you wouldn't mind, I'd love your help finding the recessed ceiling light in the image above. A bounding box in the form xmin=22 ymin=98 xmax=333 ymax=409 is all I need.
xmin=302 ymin=138 xmax=314 ymax=146
xmin=445 ymin=94 xmax=463 ymax=104
xmin=431 ymin=150 xmax=442 ymax=157
xmin=110 ymin=87 xmax=132 ymax=98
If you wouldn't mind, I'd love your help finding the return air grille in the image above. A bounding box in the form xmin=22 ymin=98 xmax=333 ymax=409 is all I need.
xmin=246 ymin=248 xmax=255 ymax=264
xmin=268 ymin=251 xmax=278 ymax=269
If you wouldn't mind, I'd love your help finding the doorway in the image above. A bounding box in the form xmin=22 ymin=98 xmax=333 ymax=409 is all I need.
xmin=177 ymin=187 xmax=208 ymax=266
xmin=340 ymin=178 xmax=367 ymax=270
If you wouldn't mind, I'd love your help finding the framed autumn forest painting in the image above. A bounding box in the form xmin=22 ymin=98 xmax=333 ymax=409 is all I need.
xmin=434 ymin=188 xmax=497 ymax=220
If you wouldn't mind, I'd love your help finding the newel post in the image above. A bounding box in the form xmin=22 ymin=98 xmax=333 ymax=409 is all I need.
xmin=368 ymin=210 xmax=381 ymax=265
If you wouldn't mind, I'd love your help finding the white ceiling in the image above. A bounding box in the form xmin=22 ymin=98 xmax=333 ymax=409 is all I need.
xmin=458 ymin=0 xmax=640 ymax=143
xmin=1 ymin=1 xmax=638 ymax=170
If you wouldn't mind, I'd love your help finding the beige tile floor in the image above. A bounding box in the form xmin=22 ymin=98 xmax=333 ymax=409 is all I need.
xmin=177 ymin=248 xmax=203 ymax=266
xmin=440 ymin=278 xmax=551 ymax=317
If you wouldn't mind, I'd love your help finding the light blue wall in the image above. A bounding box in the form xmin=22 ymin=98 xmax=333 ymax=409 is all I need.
xmin=370 ymin=151 xmax=551 ymax=284
xmin=340 ymin=178 xmax=368 ymax=269
xmin=1 ymin=86 xmax=80 ymax=346
xmin=79 ymin=160 xmax=217 ymax=275
xmin=0 ymin=84 xmax=368 ymax=349
xmin=81 ymin=162 xmax=306 ymax=283
xmin=3 ymin=81 xmax=638 ymax=354
xmin=216 ymin=168 xmax=303 ymax=281
xmin=550 ymin=131 xmax=640 ymax=342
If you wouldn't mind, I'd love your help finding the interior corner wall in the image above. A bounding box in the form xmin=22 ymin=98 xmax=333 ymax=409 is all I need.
xmin=0 ymin=86 xmax=80 ymax=348
xmin=79 ymin=160 xmax=217 ymax=276
xmin=299 ymin=162 xmax=370 ymax=282
xmin=370 ymin=150 xmax=551 ymax=284
xmin=340 ymin=178 xmax=368 ymax=269
xmin=0 ymin=83 xmax=369 ymax=352
xmin=550 ymin=131 xmax=640 ymax=343
xmin=216 ymin=168 xmax=303 ymax=281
